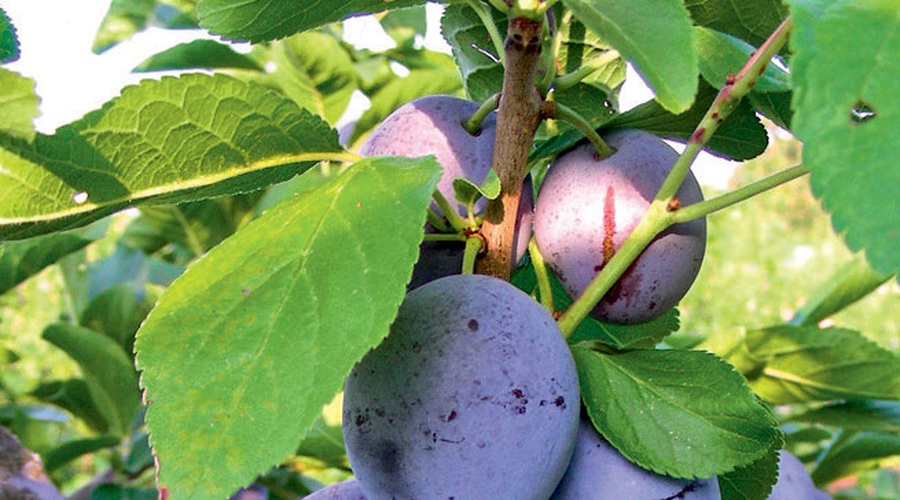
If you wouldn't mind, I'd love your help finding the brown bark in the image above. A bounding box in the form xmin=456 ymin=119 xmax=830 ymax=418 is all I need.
xmin=475 ymin=16 xmax=544 ymax=279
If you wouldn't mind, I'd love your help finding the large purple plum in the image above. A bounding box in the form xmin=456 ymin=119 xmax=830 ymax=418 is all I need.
xmin=360 ymin=95 xmax=533 ymax=287
xmin=342 ymin=274 xmax=579 ymax=499
xmin=551 ymin=418 xmax=721 ymax=499
xmin=769 ymin=450 xmax=831 ymax=500
xmin=534 ymin=129 xmax=706 ymax=324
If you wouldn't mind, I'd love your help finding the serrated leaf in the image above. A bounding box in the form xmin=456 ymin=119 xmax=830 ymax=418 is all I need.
xmin=258 ymin=32 xmax=358 ymax=124
xmin=719 ymin=445 xmax=780 ymax=500
xmin=571 ymin=309 xmax=680 ymax=349
xmin=134 ymin=156 xmax=441 ymax=499
xmin=788 ymin=0 xmax=900 ymax=277
xmin=744 ymin=325 xmax=900 ymax=404
xmin=605 ymin=80 xmax=768 ymax=161
xmin=790 ymin=254 xmax=893 ymax=327
xmin=693 ymin=27 xmax=790 ymax=93
xmin=198 ymin=0 xmax=425 ymax=43
xmin=748 ymin=91 xmax=793 ymax=130
xmin=811 ymin=431 xmax=900 ymax=486
xmin=440 ymin=3 xmax=506 ymax=103
xmin=30 ymin=379 xmax=110 ymax=433
xmin=0 ymin=73 xmax=341 ymax=241
xmin=563 ymin=0 xmax=698 ymax=113
xmin=349 ymin=69 xmax=462 ymax=145
xmin=93 ymin=0 xmax=198 ymax=53
xmin=43 ymin=435 xmax=121 ymax=472
xmin=788 ymin=400 xmax=900 ymax=432
xmin=572 ymin=346 xmax=781 ymax=479
xmin=0 ymin=226 xmax=102 ymax=296
xmin=134 ymin=39 xmax=262 ymax=72
xmin=685 ymin=0 xmax=790 ymax=50
xmin=42 ymin=323 xmax=141 ymax=437
xmin=0 ymin=7 xmax=20 ymax=63
xmin=0 ymin=68 xmax=39 ymax=141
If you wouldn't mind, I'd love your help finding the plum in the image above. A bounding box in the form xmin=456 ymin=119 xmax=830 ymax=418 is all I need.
xmin=551 ymin=418 xmax=721 ymax=499
xmin=769 ymin=450 xmax=831 ymax=500
xmin=304 ymin=479 xmax=367 ymax=499
xmin=360 ymin=95 xmax=533 ymax=287
xmin=342 ymin=274 xmax=579 ymax=500
xmin=534 ymin=129 xmax=706 ymax=324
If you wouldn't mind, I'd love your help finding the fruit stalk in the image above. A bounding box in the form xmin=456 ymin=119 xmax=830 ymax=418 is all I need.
xmin=557 ymin=16 xmax=794 ymax=335
xmin=475 ymin=14 xmax=545 ymax=279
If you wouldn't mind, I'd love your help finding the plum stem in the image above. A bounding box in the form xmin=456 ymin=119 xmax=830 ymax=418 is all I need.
xmin=528 ymin=238 xmax=555 ymax=314
xmin=672 ymin=163 xmax=810 ymax=223
xmin=468 ymin=0 xmax=507 ymax=65
xmin=432 ymin=188 xmax=472 ymax=232
xmin=423 ymin=233 xmax=467 ymax=242
xmin=557 ymin=16 xmax=794 ymax=337
xmin=537 ymin=9 xmax=569 ymax=95
xmin=552 ymin=102 xmax=615 ymax=159
xmin=426 ymin=208 xmax=453 ymax=233
xmin=463 ymin=93 xmax=501 ymax=135
xmin=475 ymin=14 xmax=545 ymax=279
xmin=463 ymin=235 xmax=485 ymax=274
xmin=552 ymin=50 xmax=620 ymax=91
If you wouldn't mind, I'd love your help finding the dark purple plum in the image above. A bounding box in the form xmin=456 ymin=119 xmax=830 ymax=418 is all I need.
xmin=769 ymin=450 xmax=831 ymax=500
xmin=534 ymin=129 xmax=706 ymax=324
xmin=360 ymin=95 xmax=533 ymax=286
xmin=342 ymin=274 xmax=579 ymax=500
xmin=304 ymin=479 xmax=367 ymax=499
xmin=551 ymin=418 xmax=721 ymax=499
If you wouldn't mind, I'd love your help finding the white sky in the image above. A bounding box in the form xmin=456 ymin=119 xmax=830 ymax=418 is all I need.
xmin=3 ymin=1 xmax=736 ymax=187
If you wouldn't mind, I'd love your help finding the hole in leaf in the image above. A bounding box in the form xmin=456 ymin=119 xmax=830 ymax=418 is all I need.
xmin=850 ymin=100 xmax=876 ymax=125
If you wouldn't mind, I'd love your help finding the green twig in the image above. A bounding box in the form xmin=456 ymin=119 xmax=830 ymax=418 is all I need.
xmin=485 ymin=0 xmax=510 ymax=14
xmin=537 ymin=9 xmax=570 ymax=95
xmin=672 ymin=163 xmax=810 ymax=223
xmin=528 ymin=238 xmax=555 ymax=314
xmin=463 ymin=93 xmax=501 ymax=135
xmin=553 ymin=102 xmax=615 ymax=159
xmin=426 ymin=208 xmax=452 ymax=233
xmin=556 ymin=16 xmax=794 ymax=337
xmin=468 ymin=0 xmax=506 ymax=65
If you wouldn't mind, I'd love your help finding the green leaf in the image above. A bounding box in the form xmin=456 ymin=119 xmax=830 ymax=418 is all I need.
xmin=440 ymin=3 xmax=506 ymax=103
xmin=42 ymin=323 xmax=141 ymax=437
xmin=572 ymin=346 xmax=781 ymax=478
xmin=380 ymin=5 xmax=428 ymax=45
xmin=257 ymin=32 xmax=358 ymax=124
xmin=134 ymin=39 xmax=262 ymax=72
xmin=748 ymin=91 xmax=793 ymax=130
xmin=0 ymin=73 xmax=341 ymax=241
xmin=570 ymin=309 xmax=680 ymax=350
xmin=80 ymin=284 xmax=152 ymax=355
xmin=718 ymin=445 xmax=780 ymax=500
xmin=93 ymin=0 xmax=198 ymax=53
xmin=134 ymin=156 xmax=441 ymax=499
xmin=0 ymin=226 xmax=102 ymax=296
xmin=790 ymin=254 xmax=893 ymax=327
xmin=452 ymin=168 xmax=501 ymax=206
xmin=91 ymin=484 xmax=158 ymax=500
xmin=557 ymin=17 xmax=627 ymax=95
xmin=788 ymin=400 xmax=900 ymax=433
xmin=349 ymin=69 xmax=462 ymax=145
xmin=693 ymin=27 xmax=790 ymax=93
xmin=0 ymin=7 xmax=20 ymax=63
xmin=685 ymin=0 xmax=789 ymax=50
xmin=562 ymin=0 xmax=698 ymax=113
xmin=811 ymin=431 xmax=900 ymax=486
xmin=788 ymin=0 xmax=900 ymax=277
xmin=43 ymin=435 xmax=121 ymax=472
xmin=30 ymin=379 xmax=110 ymax=433
xmin=605 ymin=80 xmax=768 ymax=161
xmin=744 ymin=325 xmax=900 ymax=404
xmin=0 ymin=68 xmax=39 ymax=140
xmin=198 ymin=0 xmax=425 ymax=43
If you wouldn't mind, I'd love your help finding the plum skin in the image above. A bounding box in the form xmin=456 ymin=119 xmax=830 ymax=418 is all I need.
xmin=769 ymin=450 xmax=831 ymax=500
xmin=551 ymin=418 xmax=721 ymax=499
xmin=534 ymin=129 xmax=707 ymax=324
xmin=360 ymin=95 xmax=533 ymax=287
xmin=342 ymin=274 xmax=580 ymax=500
xmin=304 ymin=479 xmax=367 ymax=499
